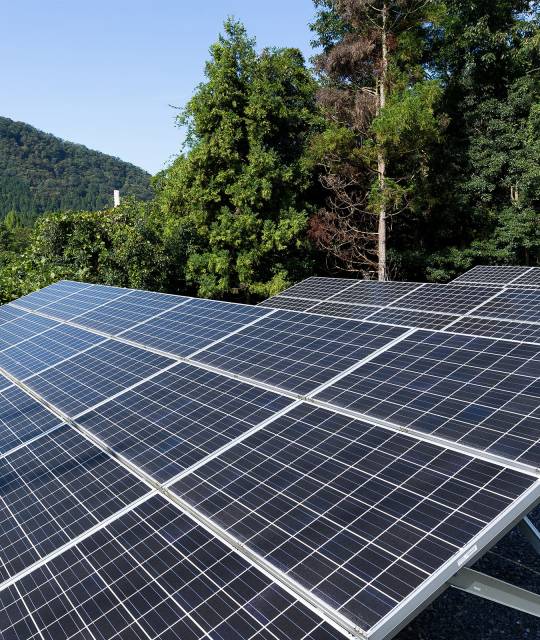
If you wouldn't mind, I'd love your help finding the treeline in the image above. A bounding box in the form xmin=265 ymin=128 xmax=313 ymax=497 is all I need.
xmin=1 ymin=1 xmax=539 ymax=303
xmin=0 ymin=116 xmax=153 ymax=223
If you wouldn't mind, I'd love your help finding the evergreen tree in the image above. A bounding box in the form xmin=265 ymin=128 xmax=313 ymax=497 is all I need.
xmin=158 ymin=19 xmax=320 ymax=299
xmin=309 ymin=0 xmax=443 ymax=279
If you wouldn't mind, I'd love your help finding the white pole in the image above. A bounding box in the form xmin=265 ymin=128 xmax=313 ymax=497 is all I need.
xmin=113 ymin=190 xmax=120 ymax=207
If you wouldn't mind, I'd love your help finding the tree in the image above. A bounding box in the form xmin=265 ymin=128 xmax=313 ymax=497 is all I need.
xmin=157 ymin=19 xmax=320 ymax=299
xmin=424 ymin=1 xmax=540 ymax=279
xmin=0 ymin=199 xmax=186 ymax=303
xmin=309 ymin=0 xmax=443 ymax=279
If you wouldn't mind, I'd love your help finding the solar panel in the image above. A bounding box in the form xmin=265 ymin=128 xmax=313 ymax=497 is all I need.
xmin=450 ymin=316 xmax=540 ymax=345
xmin=24 ymin=339 xmax=174 ymax=417
xmin=472 ymin=287 xmax=540 ymax=323
xmin=0 ymin=311 xmax=58 ymax=350
xmin=512 ymin=268 xmax=540 ymax=287
xmin=308 ymin=301 xmax=381 ymax=320
xmin=0 ymin=424 xmax=150 ymax=581
xmin=0 ymin=385 xmax=63 ymax=456
xmin=30 ymin=284 xmax=129 ymax=321
xmin=330 ymin=281 xmax=422 ymax=306
xmin=279 ymin=277 xmax=358 ymax=300
xmin=192 ymin=310 xmax=407 ymax=395
xmin=389 ymin=283 xmax=502 ymax=315
xmin=316 ymin=329 xmax=540 ymax=468
xmin=0 ymin=495 xmax=346 ymax=640
xmin=453 ymin=266 xmax=532 ymax=285
xmin=14 ymin=280 xmax=92 ymax=311
xmin=0 ymin=324 xmax=105 ymax=379
xmin=259 ymin=295 xmax=318 ymax=312
xmin=171 ymin=403 xmax=536 ymax=633
xmin=76 ymin=363 xmax=293 ymax=483
xmin=71 ymin=288 xmax=187 ymax=335
xmin=2 ymin=276 xmax=540 ymax=640
xmin=366 ymin=308 xmax=459 ymax=330
xmin=121 ymin=297 xmax=272 ymax=357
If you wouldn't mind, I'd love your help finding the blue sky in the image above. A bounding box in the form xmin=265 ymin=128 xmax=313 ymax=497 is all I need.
xmin=1 ymin=1 xmax=316 ymax=174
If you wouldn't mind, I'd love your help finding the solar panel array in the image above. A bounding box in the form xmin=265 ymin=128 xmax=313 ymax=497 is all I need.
xmin=0 ymin=269 xmax=538 ymax=640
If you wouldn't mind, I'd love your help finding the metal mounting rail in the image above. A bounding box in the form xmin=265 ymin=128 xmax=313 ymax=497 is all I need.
xmin=448 ymin=567 xmax=540 ymax=618
xmin=518 ymin=516 xmax=540 ymax=556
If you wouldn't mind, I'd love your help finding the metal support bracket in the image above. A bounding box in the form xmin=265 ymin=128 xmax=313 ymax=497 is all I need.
xmin=518 ymin=516 xmax=540 ymax=556
xmin=448 ymin=568 xmax=540 ymax=618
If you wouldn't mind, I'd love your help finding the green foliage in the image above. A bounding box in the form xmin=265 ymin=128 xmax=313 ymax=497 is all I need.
xmin=0 ymin=199 xmax=187 ymax=303
xmin=158 ymin=19 xmax=320 ymax=299
xmin=0 ymin=116 xmax=153 ymax=223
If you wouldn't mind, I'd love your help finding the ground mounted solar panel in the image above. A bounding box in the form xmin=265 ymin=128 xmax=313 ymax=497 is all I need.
xmin=308 ymin=301 xmax=382 ymax=320
xmin=366 ymin=308 xmax=459 ymax=331
xmin=23 ymin=339 xmax=174 ymax=417
xmin=0 ymin=494 xmax=345 ymax=640
xmin=512 ymin=268 xmax=540 ymax=287
xmin=121 ymin=297 xmax=273 ymax=357
xmin=0 ymin=324 xmax=105 ymax=380
xmin=330 ymin=281 xmax=422 ymax=306
xmin=0 ymin=424 xmax=150 ymax=581
xmin=278 ymin=277 xmax=359 ymax=300
xmin=171 ymin=403 xmax=538 ymax=637
xmin=259 ymin=295 xmax=320 ymax=312
xmin=76 ymin=362 xmax=293 ymax=483
xmin=315 ymin=329 xmax=540 ymax=470
xmin=453 ymin=265 xmax=534 ymax=285
xmin=192 ymin=310 xmax=407 ymax=395
xmin=450 ymin=316 xmax=540 ymax=345
xmin=470 ymin=287 xmax=540 ymax=323
xmin=1 ymin=277 xmax=540 ymax=640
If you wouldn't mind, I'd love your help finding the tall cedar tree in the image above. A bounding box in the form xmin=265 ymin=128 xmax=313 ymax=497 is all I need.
xmin=424 ymin=1 xmax=540 ymax=278
xmin=309 ymin=0 xmax=442 ymax=279
xmin=158 ymin=20 xmax=319 ymax=300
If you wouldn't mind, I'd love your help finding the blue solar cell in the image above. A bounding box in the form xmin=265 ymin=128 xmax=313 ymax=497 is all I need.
xmin=121 ymin=297 xmax=271 ymax=357
xmin=0 ymin=424 xmax=150 ymax=581
xmin=72 ymin=288 xmax=187 ymax=334
xmin=192 ymin=311 xmax=406 ymax=394
xmin=316 ymin=330 xmax=540 ymax=468
xmin=0 ymin=312 xmax=58 ymax=350
xmin=172 ymin=403 xmax=534 ymax=631
xmin=0 ymin=385 xmax=62 ymax=455
xmin=77 ymin=362 xmax=293 ymax=482
xmin=0 ymin=495 xmax=346 ymax=640
xmin=14 ymin=280 xmax=91 ymax=311
xmin=36 ymin=284 xmax=128 ymax=320
xmin=24 ymin=340 xmax=174 ymax=417
xmin=0 ymin=324 xmax=105 ymax=379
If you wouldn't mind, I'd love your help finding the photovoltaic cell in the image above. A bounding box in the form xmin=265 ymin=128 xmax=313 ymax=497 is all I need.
xmin=450 ymin=316 xmax=540 ymax=345
xmin=331 ymin=281 xmax=422 ymax=306
xmin=259 ymin=295 xmax=318 ymax=312
xmin=192 ymin=311 xmax=407 ymax=395
xmin=0 ymin=385 xmax=62 ymax=456
xmin=316 ymin=330 xmax=540 ymax=468
xmin=72 ymin=288 xmax=187 ymax=335
xmin=0 ymin=312 xmax=58 ymax=350
xmin=472 ymin=287 xmax=540 ymax=323
xmin=0 ymin=424 xmax=150 ymax=581
xmin=172 ymin=403 xmax=534 ymax=632
xmin=307 ymin=301 xmax=381 ymax=320
xmin=0 ymin=304 xmax=27 ymax=325
xmin=390 ymin=283 xmax=501 ymax=315
xmin=367 ymin=308 xmax=459 ymax=330
xmin=279 ymin=277 xmax=358 ymax=300
xmin=0 ymin=495 xmax=346 ymax=640
xmin=512 ymin=268 xmax=540 ymax=287
xmin=0 ymin=324 xmax=105 ymax=379
xmin=121 ymin=297 xmax=272 ymax=357
xmin=453 ymin=265 xmax=532 ymax=285
xmin=14 ymin=280 xmax=91 ymax=312
xmin=24 ymin=339 xmax=174 ymax=417
xmin=35 ymin=284 xmax=128 ymax=321
xmin=77 ymin=362 xmax=293 ymax=483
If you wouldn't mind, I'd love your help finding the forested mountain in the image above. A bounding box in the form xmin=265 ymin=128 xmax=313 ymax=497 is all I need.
xmin=0 ymin=117 xmax=152 ymax=222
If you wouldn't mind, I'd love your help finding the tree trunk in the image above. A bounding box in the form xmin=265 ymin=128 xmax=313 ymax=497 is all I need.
xmin=377 ymin=2 xmax=389 ymax=281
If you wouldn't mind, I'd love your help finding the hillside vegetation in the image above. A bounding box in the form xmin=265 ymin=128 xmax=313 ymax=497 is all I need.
xmin=0 ymin=116 xmax=152 ymax=223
